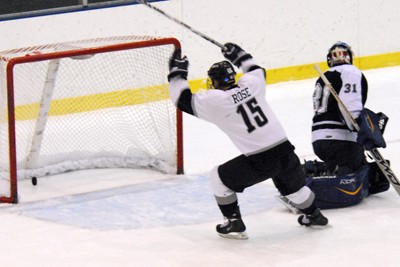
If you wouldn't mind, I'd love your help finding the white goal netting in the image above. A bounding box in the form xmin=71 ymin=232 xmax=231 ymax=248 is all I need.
xmin=0 ymin=36 xmax=182 ymax=203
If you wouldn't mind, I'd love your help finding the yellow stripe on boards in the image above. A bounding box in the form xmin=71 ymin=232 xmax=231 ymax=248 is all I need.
xmin=14 ymin=51 xmax=400 ymax=121
xmin=355 ymin=51 xmax=400 ymax=70
xmin=15 ymin=85 xmax=169 ymax=121
xmin=189 ymin=51 xmax=400 ymax=92
xmin=264 ymin=51 xmax=400 ymax=85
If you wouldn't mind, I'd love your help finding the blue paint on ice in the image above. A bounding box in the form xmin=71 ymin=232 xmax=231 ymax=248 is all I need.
xmin=6 ymin=175 xmax=278 ymax=230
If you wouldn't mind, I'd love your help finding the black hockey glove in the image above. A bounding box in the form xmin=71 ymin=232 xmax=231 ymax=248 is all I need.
xmin=222 ymin=43 xmax=252 ymax=67
xmin=168 ymin=48 xmax=189 ymax=81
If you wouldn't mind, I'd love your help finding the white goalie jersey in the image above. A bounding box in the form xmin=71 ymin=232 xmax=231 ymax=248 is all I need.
xmin=312 ymin=63 xmax=368 ymax=143
xmin=169 ymin=59 xmax=288 ymax=156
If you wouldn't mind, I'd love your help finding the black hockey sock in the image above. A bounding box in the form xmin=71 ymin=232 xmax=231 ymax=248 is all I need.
xmin=218 ymin=201 xmax=240 ymax=218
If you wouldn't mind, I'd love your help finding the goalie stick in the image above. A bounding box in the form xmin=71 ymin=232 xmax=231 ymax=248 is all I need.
xmin=313 ymin=64 xmax=400 ymax=196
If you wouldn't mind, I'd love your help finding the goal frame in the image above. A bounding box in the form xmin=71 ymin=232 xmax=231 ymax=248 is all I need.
xmin=1 ymin=37 xmax=184 ymax=204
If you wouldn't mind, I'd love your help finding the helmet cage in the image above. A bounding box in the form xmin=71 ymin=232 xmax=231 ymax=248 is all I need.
xmin=327 ymin=42 xmax=354 ymax=67
xmin=207 ymin=61 xmax=236 ymax=89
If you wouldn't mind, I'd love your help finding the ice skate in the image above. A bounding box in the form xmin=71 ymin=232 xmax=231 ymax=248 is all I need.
xmin=216 ymin=216 xmax=248 ymax=240
xmin=298 ymin=208 xmax=328 ymax=227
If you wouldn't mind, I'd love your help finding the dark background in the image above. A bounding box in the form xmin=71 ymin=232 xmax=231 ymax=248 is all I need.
xmin=0 ymin=0 xmax=167 ymax=20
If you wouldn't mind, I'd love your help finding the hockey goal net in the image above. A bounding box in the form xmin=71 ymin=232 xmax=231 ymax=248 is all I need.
xmin=0 ymin=36 xmax=183 ymax=203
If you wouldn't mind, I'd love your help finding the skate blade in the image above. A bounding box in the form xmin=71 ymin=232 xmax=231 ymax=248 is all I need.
xmin=218 ymin=231 xmax=249 ymax=240
xmin=275 ymin=195 xmax=300 ymax=214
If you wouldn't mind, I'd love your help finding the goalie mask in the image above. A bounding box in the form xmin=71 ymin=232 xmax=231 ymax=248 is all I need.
xmin=326 ymin=41 xmax=354 ymax=67
xmin=207 ymin=61 xmax=236 ymax=89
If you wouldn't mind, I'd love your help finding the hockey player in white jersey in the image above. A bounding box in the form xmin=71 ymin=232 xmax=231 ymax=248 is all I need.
xmin=168 ymin=43 xmax=328 ymax=239
xmin=312 ymin=41 xmax=368 ymax=175
xmin=305 ymin=41 xmax=389 ymax=209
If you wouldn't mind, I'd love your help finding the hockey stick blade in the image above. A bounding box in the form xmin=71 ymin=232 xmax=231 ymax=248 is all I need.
xmin=368 ymin=148 xmax=400 ymax=195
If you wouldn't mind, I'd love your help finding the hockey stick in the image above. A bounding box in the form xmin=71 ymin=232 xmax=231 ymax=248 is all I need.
xmin=313 ymin=64 xmax=400 ymax=196
xmin=135 ymin=0 xmax=225 ymax=49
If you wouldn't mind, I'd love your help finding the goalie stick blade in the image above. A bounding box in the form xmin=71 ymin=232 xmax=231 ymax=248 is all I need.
xmin=275 ymin=195 xmax=300 ymax=214
xmin=367 ymin=148 xmax=400 ymax=196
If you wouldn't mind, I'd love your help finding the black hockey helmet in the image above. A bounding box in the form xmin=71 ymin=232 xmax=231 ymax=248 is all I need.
xmin=326 ymin=41 xmax=354 ymax=67
xmin=207 ymin=60 xmax=236 ymax=89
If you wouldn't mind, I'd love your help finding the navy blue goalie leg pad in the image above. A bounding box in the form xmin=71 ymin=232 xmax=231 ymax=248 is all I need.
xmin=306 ymin=164 xmax=370 ymax=209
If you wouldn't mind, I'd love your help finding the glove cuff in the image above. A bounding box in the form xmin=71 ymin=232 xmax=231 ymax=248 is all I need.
xmin=168 ymin=69 xmax=188 ymax=81
xmin=232 ymin=52 xmax=253 ymax=67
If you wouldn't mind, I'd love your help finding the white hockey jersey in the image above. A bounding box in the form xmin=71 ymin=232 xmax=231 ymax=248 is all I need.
xmin=169 ymin=59 xmax=288 ymax=156
xmin=312 ymin=63 xmax=368 ymax=143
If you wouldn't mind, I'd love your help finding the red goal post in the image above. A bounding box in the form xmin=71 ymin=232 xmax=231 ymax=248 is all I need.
xmin=0 ymin=36 xmax=183 ymax=203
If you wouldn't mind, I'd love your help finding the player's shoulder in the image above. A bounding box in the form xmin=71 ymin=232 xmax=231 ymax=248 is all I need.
xmin=330 ymin=64 xmax=361 ymax=74
xmin=194 ymin=88 xmax=230 ymax=104
xmin=238 ymin=69 xmax=265 ymax=88
xmin=195 ymin=88 xmax=209 ymax=95
xmin=325 ymin=64 xmax=356 ymax=79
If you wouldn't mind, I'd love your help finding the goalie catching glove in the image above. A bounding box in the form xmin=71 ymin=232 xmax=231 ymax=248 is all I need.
xmin=168 ymin=48 xmax=189 ymax=81
xmin=222 ymin=43 xmax=252 ymax=67
xmin=356 ymin=108 xmax=388 ymax=150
